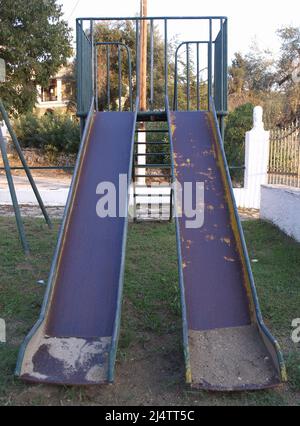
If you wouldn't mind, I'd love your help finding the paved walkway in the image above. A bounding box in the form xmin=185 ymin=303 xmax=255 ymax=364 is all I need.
xmin=0 ymin=174 xmax=71 ymax=190
xmin=0 ymin=174 xmax=260 ymax=221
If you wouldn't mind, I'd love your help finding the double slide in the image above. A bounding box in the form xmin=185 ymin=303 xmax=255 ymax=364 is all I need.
xmin=16 ymin=101 xmax=286 ymax=390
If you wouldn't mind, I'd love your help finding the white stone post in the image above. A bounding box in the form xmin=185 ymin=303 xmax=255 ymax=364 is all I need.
xmin=0 ymin=120 xmax=9 ymax=147
xmin=36 ymin=85 xmax=42 ymax=104
xmin=243 ymin=106 xmax=270 ymax=209
xmin=57 ymin=78 xmax=63 ymax=103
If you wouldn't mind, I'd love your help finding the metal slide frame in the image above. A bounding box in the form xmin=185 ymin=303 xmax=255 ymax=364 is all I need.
xmin=76 ymin=17 xmax=228 ymax=121
xmin=0 ymin=100 xmax=52 ymax=253
xmin=108 ymin=97 xmax=139 ymax=382
xmin=0 ymin=127 xmax=29 ymax=254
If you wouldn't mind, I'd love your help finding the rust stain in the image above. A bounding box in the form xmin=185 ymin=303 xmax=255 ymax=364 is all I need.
xmin=171 ymin=116 xmax=176 ymax=136
xmin=197 ymin=171 xmax=214 ymax=180
xmin=180 ymin=160 xmax=194 ymax=168
xmin=205 ymin=235 xmax=216 ymax=242
xmin=207 ymin=205 xmax=215 ymax=212
xmin=186 ymin=240 xmax=193 ymax=249
xmin=224 ymin=256 xmax=236 ymax=263
xmin=221 ymin=237 xmax=231 ymax=247
xmin=202 ymin=149 xmax=216 ymax=158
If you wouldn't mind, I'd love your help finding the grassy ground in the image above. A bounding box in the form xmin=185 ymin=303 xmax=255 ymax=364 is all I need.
xmin=0 ymin=218 xmax=299 ymax=406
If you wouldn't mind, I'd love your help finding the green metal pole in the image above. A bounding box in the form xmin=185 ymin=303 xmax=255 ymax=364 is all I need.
xmin=221 ymin=115 xmax=225 ymax=143
xmin=208 ymin=19 xmax=213 ymax=110
xmin=0 ymin=100 xmax=52 ymax=228
xmin=0 ymin=128 xmax=29 ymax=254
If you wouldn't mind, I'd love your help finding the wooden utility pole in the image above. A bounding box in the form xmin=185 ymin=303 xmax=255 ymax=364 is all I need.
xmin=139 ymin=0 xmax=148 ymax=111
xmin=137 ymin=0 xmax=148 ymax=187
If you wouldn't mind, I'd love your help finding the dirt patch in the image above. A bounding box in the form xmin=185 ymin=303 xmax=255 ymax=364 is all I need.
xmin=239 ymin=209 xmax=260 ymax=222
xmin=189 ymin=325 xmax=279 ymax=390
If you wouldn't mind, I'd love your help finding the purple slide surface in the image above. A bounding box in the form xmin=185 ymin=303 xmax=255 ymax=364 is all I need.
xmin=18 ymin=112 xmax=135 ymax=385
xmin=171 ymin=111 xmax=282 ymax=391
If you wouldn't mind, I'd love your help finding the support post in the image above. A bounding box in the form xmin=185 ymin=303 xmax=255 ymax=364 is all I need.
xmin=0 ymin=127 xmax=29 ymax=254
xmin=0 ymin=100 xmax=52 ymax=228
xmin=139 ymin=0 xmax=148 ymax=112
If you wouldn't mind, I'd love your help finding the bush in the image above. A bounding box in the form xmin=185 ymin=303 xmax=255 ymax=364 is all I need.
xmin=14 ymin=112 xmax=80 ymax=155
xmin=225 ymin=103 xmax=254 ymax=186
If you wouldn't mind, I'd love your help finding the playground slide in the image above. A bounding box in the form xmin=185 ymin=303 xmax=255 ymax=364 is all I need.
xmin=16 ymin=109 xmax=137 ymax=385
xmin=169 ymin=108 xmax=286 ymax=391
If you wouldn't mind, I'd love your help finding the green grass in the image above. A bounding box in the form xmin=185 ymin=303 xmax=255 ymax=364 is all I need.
xmin=0 ymin=218 xmax=299 ymax=406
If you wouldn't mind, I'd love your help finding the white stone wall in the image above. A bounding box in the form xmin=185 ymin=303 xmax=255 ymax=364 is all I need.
xmin=260 ymin=185 xmax=300 ymax=242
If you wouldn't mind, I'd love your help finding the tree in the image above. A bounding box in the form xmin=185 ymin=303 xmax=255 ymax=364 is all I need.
xmin=244 ymin=43 xmax=275 ymax=92
xmin=228 ymin=44 xmax=286 ymax=126
xmin=276 ymin=26 xmax=300 ymax=121
xmin=228 ymin=53 xmax=247 ymax=95
xmin=229 ymin=45 xmax=275 ymax=95
xmin=0 ymin=0 xmax=72 ymax=115
xmin=277 ymin=26 xmax=300 ymax=87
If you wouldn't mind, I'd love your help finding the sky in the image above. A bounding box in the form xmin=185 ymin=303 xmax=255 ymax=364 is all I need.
xmin=60 ymin=0 xmax=300 ymax=60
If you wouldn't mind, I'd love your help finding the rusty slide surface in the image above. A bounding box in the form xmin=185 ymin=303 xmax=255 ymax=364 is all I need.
xmin=17 ymin=112 xmax=136 ymax=385
xmin=171 ymin=111 xmax=283 ymax=391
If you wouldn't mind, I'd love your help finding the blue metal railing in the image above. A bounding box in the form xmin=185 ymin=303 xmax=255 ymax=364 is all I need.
xmin=76 ymin=16 xmax=228 ymax=123
xmin=95 ymin=42 xmax=133 ymax=112
xmin=173 ymin=41 xmax=209 ymax=111
xmin=76 ymin=20 xmax=93 ymax=130
xmin=173 ymin=20 xmax=228 ymax=117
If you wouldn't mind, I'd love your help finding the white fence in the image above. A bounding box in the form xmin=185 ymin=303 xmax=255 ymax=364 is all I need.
xmin=268 ymin=120 xmax=300 ymax=188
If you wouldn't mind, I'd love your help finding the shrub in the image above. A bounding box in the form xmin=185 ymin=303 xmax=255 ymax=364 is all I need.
xmin=14 ymin=112 xmax=80 ymax=155
xmin=225 ymin=103 xmax=254 ymax=186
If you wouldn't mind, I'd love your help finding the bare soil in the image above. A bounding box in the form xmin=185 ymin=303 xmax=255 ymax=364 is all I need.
xmin=189 ymin=326 xmax=278 ymax=390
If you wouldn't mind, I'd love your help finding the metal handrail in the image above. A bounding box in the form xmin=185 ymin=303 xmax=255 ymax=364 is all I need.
xmin=95 ymin=42 xmax=133 ymax=112
xmin=77 ymin=16 xmax=228 ymax=119
xmin=173 ymin=41 xmax=210 ymax=111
